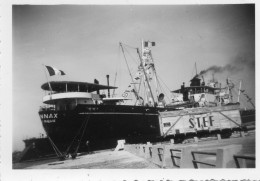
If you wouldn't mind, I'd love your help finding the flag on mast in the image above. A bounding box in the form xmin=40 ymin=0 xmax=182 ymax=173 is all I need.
xmin=45 ymin=65 xmax=65 ymax=76
xmin=144 ymin=41 xmax=155 ymax=47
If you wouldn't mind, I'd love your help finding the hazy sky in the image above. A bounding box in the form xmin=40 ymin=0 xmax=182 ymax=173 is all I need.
xmin=12 ymin=4 xmax=255 ymax=151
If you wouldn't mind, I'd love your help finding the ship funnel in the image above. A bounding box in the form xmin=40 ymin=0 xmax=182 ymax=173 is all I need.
xmin=94 ymin=79 xmax=100 ymax=94
xmin=106 ymin=75 xmax=110 ymax=98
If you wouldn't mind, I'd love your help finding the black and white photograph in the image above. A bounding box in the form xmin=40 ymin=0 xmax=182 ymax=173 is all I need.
xmin=0 ymin=1 xmax=258 ymax=180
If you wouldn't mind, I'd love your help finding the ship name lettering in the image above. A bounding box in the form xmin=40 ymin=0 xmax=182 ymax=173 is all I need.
xmin=40 ymin=113 xmax=58 ymax=119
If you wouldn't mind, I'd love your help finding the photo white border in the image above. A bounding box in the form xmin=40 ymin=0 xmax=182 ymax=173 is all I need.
xmin=1 ymin=0 xmax=258 ymax=180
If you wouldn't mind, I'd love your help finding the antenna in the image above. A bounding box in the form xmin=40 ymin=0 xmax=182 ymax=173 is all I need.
xmin=237 ymin=80 xmax=242 ymax=103
xmin=112 ymin=72 xmax=117 ymax=97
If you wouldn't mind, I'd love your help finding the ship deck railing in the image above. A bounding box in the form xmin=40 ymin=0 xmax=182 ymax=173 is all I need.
xmin=46 ymin=90 xmax=92 ymax=95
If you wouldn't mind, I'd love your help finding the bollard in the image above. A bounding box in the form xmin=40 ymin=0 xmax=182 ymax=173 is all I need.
xmin=114 ymin=139 xmax=125 ymax=151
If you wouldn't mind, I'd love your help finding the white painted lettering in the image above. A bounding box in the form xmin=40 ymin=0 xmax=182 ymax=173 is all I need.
xmin=43 ymin=119 xmax=56 ymax=123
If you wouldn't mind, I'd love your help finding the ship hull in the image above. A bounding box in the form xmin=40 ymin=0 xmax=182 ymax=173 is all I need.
xmin=39 ymin=104 xmax=164 ymax=153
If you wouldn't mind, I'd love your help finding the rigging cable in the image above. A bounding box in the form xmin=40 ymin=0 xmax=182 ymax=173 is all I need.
xmin=149 ymin=51 xmax=160 ymax=99
xmin=72 ymin=115 xmax=91 ymax=157
xmin=119 ymin=43 xmax=139 ymax=100
xmin=148 ymin=51 xmax=171 ymax=102
xmin=120 ymin=42 xmax=138 ymax=50
xmin=43 ymin=127 xmax=65 ymax=160
xmin=112 ymin=44 xmax=122 ymax=97
xmin=48 ymin=136 xmax=63 ymax=157
xmin=64 ymin=114 xmax=89 ymax=156
xmin=42 ymin=125 xmax=64 ymax=159
xmin=157 ymin=75 xmax=173 ymax=100
xmin=134 ymin=76 xmax=143 ymax=106
xmin=124 ymin=47 xmax=139 ymax=65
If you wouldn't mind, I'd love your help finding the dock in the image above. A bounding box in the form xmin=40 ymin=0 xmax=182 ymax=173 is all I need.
xmin=13 ymin=131 xmax=255 ymax=169
xmin=13 ymin=150 xmax=160 ymax=169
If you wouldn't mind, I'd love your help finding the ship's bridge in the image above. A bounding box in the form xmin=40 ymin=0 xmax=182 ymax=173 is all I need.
xmin=41 ymin=81 xmax=117 ymax=111
xmin=41 ymin=81 xmax=117 ymax=93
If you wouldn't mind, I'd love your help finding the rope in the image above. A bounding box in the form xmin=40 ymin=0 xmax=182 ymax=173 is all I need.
xmin=120 ymin=42 xmax=138 ymax=50
xmin=119 ymin=43 xmax=138 ymax=94
xmin=48 ymin=137 xmax=60 ymax=157
xmin=157 ymin=75 xmax=172 ymax=93
xmin=157 ymin=75 xmax=172 ymax=102
xmin=47 ymin=135 xmax=63 ymax=157
xmin=64 ymin=116 xmax=88 ymax=155
xmin=134 ymin=76 xmax=143 ymax=105
xmin=124 ymin=47 xmax=139 ymax=65
xmin=42 ymin=125 xmax=64 ymax=158
xmin=73 ymin=115 xmax=91 ymax=155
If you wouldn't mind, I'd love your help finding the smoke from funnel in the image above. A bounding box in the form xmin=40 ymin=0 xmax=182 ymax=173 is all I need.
xmin=199 ymin=55 xmax=254 ymax=76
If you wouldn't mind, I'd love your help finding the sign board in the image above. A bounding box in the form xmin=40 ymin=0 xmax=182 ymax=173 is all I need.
xmin=159 ymin=108 xmax=241 ymax=136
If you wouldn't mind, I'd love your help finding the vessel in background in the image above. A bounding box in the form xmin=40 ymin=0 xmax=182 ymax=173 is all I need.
xmin=159 ymin=72 xmax=255 ymax=141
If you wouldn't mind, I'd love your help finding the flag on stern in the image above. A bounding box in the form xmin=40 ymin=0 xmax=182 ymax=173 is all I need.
xmin=144 ymin=41 xmax=155 ymax=47
xmin=45 ymin=65 xmax=65 ymax=76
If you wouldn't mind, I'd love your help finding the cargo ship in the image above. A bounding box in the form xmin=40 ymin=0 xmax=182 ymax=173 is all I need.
xmin=38 ymin=40 xmax=174 ymax=158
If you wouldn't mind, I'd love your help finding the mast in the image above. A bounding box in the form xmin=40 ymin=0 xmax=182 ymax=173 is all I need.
xmin=140 ymin=40 xmax=150 ymax=103
xmin=112 ymin=72 xmax=117 ymax=97
xmin=137 ymin=39 xmax=156 ymax=106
